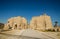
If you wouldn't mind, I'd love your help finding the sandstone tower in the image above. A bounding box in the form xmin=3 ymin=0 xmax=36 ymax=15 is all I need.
xmin=4 ymin=16 xmax=28 ymax=30
xmin=30 ymin=14 xmax=53 ymax=31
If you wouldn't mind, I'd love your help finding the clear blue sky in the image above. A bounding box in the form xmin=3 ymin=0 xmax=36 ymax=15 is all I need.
xmin=0 ymin=0 xmax=60 ymax=26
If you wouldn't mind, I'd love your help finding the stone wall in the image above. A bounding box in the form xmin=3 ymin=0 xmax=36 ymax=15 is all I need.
xmin=30 ymin=14 xmax=53 ymax=31
xmin=3 ymin=16 xmax=28 ymax=30
xmin=3 ymin=14 xmax=53 ymax=31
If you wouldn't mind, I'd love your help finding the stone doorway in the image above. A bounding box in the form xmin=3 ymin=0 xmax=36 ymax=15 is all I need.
xmin=14 ymin=24 xmax=17 ymax=29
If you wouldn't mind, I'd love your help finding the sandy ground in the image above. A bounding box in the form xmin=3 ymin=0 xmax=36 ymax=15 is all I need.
xmin=0 ymin=29 xmax=60 ymax=39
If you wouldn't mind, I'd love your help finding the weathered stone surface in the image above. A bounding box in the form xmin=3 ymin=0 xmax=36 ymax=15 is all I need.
xmin=3 ymin=16 xmax=27 ymax=30
xmin=30 ymin=14 xmax=53 ymax=31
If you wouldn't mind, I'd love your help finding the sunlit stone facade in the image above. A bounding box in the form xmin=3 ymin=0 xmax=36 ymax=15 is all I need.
xmin=30 ymin=14 xmax=53 ymax=31
xmin=3 ymin=14 xmax=60 ymax=32
xmin=4 ymin=16 xmax=27 ymax=30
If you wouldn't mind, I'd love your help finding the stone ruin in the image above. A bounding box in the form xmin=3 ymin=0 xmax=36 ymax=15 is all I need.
xmin=3 ymin=16 xmax=28 ymax=30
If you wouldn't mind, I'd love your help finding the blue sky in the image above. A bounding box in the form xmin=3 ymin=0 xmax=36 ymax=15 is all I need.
xmin=0 ymin=0 xmax=60 ymax=26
